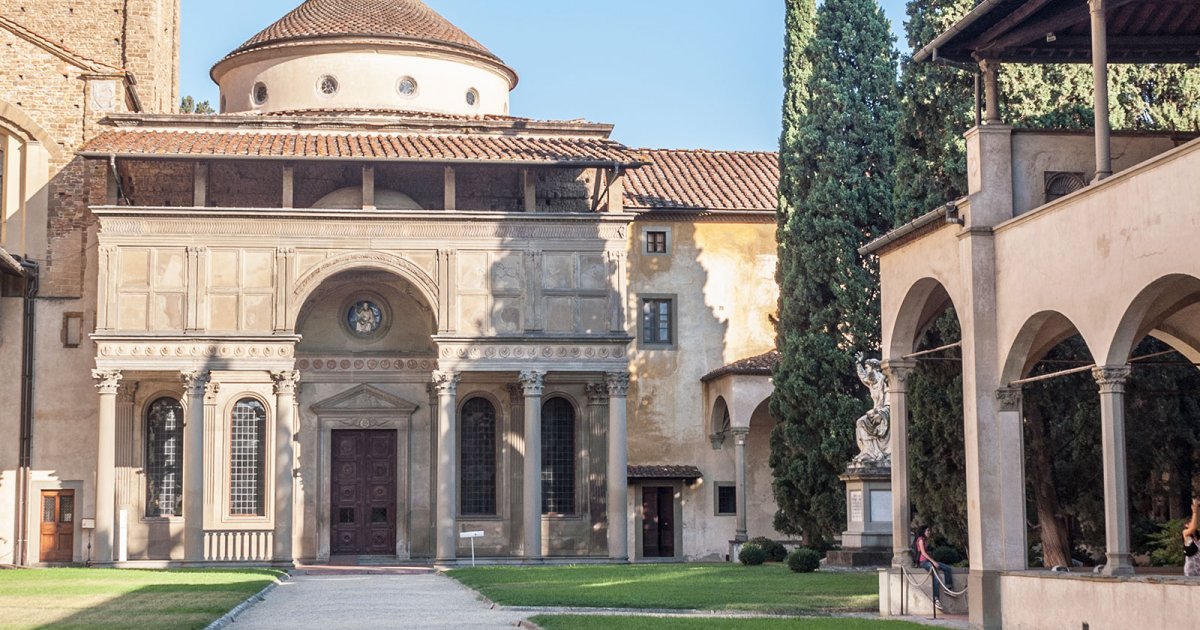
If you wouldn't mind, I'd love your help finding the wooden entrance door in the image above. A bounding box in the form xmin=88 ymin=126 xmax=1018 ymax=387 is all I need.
xmin=40 ymin=490 xmax=74 ymax=562
xmin=331 ymin=430 xmax=397 ymax=555
xmin=641 ymin=486 xmax=675 ymax=558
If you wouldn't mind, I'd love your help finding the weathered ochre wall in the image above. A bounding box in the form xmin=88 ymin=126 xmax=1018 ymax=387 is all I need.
xmin=626 ymin=218 xmax=780 ymax=559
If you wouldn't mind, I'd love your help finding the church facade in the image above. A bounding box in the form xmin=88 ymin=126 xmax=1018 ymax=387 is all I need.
xmin=0 ymin=0 xmax=783 ymax=566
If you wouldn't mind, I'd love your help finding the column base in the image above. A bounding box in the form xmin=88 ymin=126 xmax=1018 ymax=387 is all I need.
xmin=891 ymin=551 xmax=912 ymax=568
xmin=1102 ymin=553 xmax=1134 ymax=576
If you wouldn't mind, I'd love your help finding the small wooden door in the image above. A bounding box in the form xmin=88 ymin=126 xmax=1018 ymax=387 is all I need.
xmin=641 ymin=486 xmax=675 ymax=558
xmin=40 ymin=490 xmax=74 ymax=562
xmin=331 ymin=430 xmax=397 ymax=555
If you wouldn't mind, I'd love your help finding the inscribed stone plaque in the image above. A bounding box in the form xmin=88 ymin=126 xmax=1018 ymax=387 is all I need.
xmin=870 ymin=490 xmax=892 ymax=523
xmin=849 ymin=490 xmax=864 ymax=523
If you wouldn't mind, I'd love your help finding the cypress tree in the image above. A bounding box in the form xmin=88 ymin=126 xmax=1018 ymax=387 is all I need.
xmin=770 ymin=0 xmax=898 ymax=545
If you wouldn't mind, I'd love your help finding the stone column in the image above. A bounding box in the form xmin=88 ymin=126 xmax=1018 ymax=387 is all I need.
xmin=520 ymin=370 xmax=545 ymax=559
xmin=882 ymin=360 xmax=916 ymax=567
xmin=432 ymin=370 xmax=460 ymax=562
xmin=979 ymin=58 xmax=1002 ymax=125
xmin=1094 ymin=365 xmax=1133 ymax=576
xmin=1089 ymin=0 xmax=1112 ymax=180
xmin=271 ymin=370 xmax=300 ymax=564
xmin=115 ymin=382 xmax=138 ymax=563
xmin=732 ymin=427 xmax=750 ymax=543
xmin=92 ymin=369 xmax=123 ymax=565
xmin=181 ymin=371 xmax=209 ymax=563
xmin=606 ymin=371 xmax=630 ymax=561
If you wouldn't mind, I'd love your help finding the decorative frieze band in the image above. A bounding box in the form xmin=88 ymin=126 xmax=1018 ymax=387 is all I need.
xmin=438 ymin=343 xmax=627 ymax=361
xmin=296 ymin=357 xmax=437 ymax=373
xmin=98 ymin=341 xmax=295 ymax=359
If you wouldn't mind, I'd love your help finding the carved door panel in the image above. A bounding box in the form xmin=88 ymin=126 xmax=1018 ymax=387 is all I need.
xmin=331 ymin=430 xmax=397 ymax=555
xmin=39 ymin=490 xmax=74 ymax=562
xmin=641 ymin=486 xmax=674 ymax=558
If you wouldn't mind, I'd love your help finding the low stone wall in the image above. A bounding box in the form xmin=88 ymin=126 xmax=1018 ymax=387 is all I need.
xmin=878 ymin=566 xmax=968 ymax=617
xmin=999 ymin=571 xmax=1200 ymax=630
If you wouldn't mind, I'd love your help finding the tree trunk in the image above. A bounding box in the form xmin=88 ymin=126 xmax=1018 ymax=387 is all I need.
xmin=1026 ymin=405 xmax=1072 ymax=568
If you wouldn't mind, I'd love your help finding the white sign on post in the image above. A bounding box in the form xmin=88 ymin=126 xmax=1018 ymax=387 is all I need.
xmin=459 ymin=530 xmax=484 ymax=566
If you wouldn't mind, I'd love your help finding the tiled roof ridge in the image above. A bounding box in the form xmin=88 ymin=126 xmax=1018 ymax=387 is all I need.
xmin=623 ymin=148 xmax=779 ymax=211
xmin=229 ymin=0 xmax=497 ymax=61
xmin=701 ymin=349 xmax=780 ymax=382
xmin=634 ymin=147 xmax=779 ymax=156
xmin=99 ymin=112 xmax=616 ymax=137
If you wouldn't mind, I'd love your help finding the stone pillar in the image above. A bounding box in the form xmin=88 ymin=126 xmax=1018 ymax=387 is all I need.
xmin=432 ymin=370 xmax=460 ymax=562
xmin=92 ymin=369 xmax=122 ymax=565
xmin=979 ymin=58 xmax=1001 ymax=125
xmin=115 ymin=382 xmax=138 ymax=563
xmin=586 ymin=383 xmax=609 ymax=551
xmin=1089 ymin=0 xmax=1112 ymax=180
xmin=606 ymin=371 xmax=630 ymax=561
xmin=1094 ymin=365 xmax=1133 ymax=576
xmin=181 ymin=371 xmax=209 ymax=563
xmin=732 ymin=427 xmax=750 ymax=543
xmin=520 ymin=370 xmax=545 ymax=559
xmin=883 ymin=360 xmax=915 ymax=566
xmin=271 ymin=370 xmax=299 ymax=564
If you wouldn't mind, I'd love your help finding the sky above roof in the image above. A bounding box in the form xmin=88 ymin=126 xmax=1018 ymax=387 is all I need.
xmin=181 ymin=0 xmax=909 ymax=152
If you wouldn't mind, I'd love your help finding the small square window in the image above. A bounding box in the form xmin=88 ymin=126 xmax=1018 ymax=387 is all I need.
xmin=646 ymin=231 xmax=667 ymax=254
xmin=716 ymin=484 xmax=736 ymax=516
xmin=641 ymin=297 xmax=674 ymax=346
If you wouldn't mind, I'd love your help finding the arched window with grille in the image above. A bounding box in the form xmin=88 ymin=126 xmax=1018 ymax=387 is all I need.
xmin=541 ymin=397 xmax=576 ymax=514
xmin=145 ymin=397 xmax=184 ymax=517
xmin=229 ymin=398 xmax=266 ymax=516
xmin=459 ymin=397 xmax=497 ymax=516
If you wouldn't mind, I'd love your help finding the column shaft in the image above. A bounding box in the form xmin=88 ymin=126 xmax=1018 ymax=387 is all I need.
xmin=271 ymin=371 xmax=299 ymax=563
xmin=732 ymin=428 xmax=749 ymax=543
xmin=606 ymin=372 xmax=630 ymax=561
xmin=1094 ymin=365 xmax=1133 ymax=575
xmin=92 ymin=370 xmax=122 ymax=564
xmin=883 ymin=361 xmax=915 ymax=567
xmin=1090 ymin=0 xmax=1112 ymax=180
xmin=433 ymin=371 xmax=460 ymax=561
xmin=520 ymin=370 xmax=545 ymax=559
xmin=181 ymin=371 xmax=208 ymax=563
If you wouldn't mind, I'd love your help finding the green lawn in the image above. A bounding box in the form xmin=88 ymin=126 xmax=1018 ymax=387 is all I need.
xmin=530 ymin=617 xmax=928 ymax=630
xmin=449 ymin=563 xmax=879 ymax=614
xmin=0 ymin=568 xmax=283 ymax=630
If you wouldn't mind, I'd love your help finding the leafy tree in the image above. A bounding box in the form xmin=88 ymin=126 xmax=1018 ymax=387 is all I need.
xmin=180 ymin=95 xmax=215 ymax=115
xmin=770 ymin=0 xmax=898 ymax=545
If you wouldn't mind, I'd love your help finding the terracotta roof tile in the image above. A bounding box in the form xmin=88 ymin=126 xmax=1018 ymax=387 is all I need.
xmin=627 ymin=465 xmax=703 ymax=480
xmin=79 ymin=129 xmax=641 ymax=165
xmin=624 ymin=149 xmax=779 ymax=211
xmin=701 ymin=350 xmax=780 ymax=382
xmin=232 ymin=0 xmax=495 ymax=59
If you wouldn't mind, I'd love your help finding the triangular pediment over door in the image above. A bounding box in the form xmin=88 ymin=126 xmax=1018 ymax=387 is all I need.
xmin=310 ymin=383 xmax=420 ymax=417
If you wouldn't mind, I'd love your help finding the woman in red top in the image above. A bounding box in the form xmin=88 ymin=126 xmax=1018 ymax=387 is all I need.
xmin=915 ymin=525 xmax=954 ymax=611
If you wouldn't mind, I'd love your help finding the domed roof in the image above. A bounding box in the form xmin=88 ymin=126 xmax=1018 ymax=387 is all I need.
xmin=229 ymin=0 xmax=498 ymax=61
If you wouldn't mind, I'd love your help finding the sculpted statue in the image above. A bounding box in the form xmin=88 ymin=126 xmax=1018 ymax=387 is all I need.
xmin=851 ymin=351 xmax=890 ymax=467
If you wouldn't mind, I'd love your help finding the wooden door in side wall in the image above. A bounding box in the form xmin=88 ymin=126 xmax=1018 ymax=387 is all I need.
xmin=40 ymin=490 xmax=74 ymax=562
xmin=641 ymin=486 xmax=675 ymax=558
xmin=330 ymin=430 xmax=397 ymax=555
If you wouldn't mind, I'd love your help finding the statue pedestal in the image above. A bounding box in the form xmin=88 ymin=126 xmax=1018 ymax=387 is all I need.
xmin=826 ymin=466 xmax=892 ymax=567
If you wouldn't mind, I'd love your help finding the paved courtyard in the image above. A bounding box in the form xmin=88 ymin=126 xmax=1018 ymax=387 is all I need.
xmin=232 ymin=571 xmax=528 ymax=629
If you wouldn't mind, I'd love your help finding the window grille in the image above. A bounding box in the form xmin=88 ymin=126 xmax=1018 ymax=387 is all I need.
xmin=146 ymin=398 xmax=185 ymax=517
xmin=641 ymin=298 xmax=674 ymax=345
xmin=229 ymin=398 xmax=266 ymax=516
xmin=716 ymin=484 xmax=737 ymax=515
xmin=460 ymin=397 xmax=497 ymax=516
xmin=541 ymin=397 xmax=576 ymax=514
xmin=646 ymin=231 xmax=667 ymax=254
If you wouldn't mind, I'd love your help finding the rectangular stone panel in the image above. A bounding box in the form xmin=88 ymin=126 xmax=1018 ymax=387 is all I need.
xmin=458 ymin=253 xmax=488 ymax=291
xmin=544 ymin=254 xmax=575 ymax=290
xmin=119 ymin=249 xmax=150 ymax=288
xmin=545 ymin=297 xmax=575 ymax=333
xmin=579 ymin=255 xmax=608 ymax=291
xmin=243 ymin=251 xmax=274 ymax=289
xmin=209 ymin=295 xmax=239 ymax=331
xmin=118 ymin=293 xmax=149 ymax=330
xmin=491 ymin=297 xmax=522 ymax=333
xmin=491 ymin=256 xmax=524 ymax=294
xmin=152 ymin=293 xmax=184 ymax=331
xmin=243 ymin=294 xmax=273 ymax=332
xmin=154 ymin=251 xmax=186 ymax=289
xmin=210 ymin=250 xmax=239 ymax=289
xmin=459 ymin=295 xmax=489 ymax=334
xmin=579 ymin=297 xmax=608 ymax=334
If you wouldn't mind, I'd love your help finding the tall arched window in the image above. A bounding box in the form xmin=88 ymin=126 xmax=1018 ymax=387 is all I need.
xmin=145 ymin=397 xmax=184 ymax=517
xmin=459 ymin=397 xmax=497 ymax=516
xmin=541 ymin=397 xmax=576 ymax=514
xmin=229 ymin=398 xmax=266 ymax=516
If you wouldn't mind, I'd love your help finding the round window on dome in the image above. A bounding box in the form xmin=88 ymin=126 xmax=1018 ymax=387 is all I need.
xmin=252 ymin=82 xmax=268 ymax=106
xmin=317 ymin=75 xmax=339 ymax=97
xmin=397 ymin=77 xmax=418 ymax=98
xmin=465 ymin=88 xmax=479 ymax=108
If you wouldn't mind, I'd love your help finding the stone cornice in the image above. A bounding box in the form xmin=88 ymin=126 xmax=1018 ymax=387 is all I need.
xmin=434 ymin=335 xmax=632 ymax=372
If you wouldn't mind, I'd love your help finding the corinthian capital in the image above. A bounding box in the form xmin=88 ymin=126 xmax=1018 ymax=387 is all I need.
xmin=92 ymin=369 xmax=123 ymax=395
xmin=432 ymin=370 xmax=461 ymax=395
xmin=605 ymin=371 xmax=630 ymax=397
xmin=180 ymin=370 xmax=210 ymax=396
xmin=271 ymin=370 xmax=301 ymax=396
xmin=518 ymin=370 xmax=545 ymax=396
xmin=1092 ymin=365 xmax=1132 ymax=393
